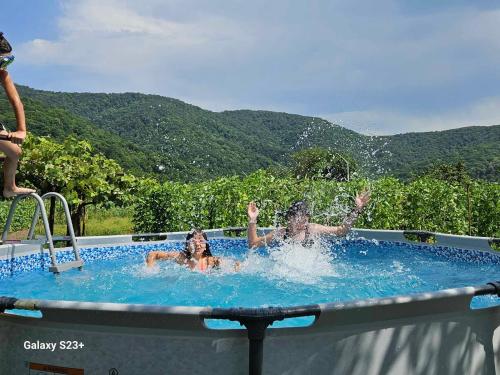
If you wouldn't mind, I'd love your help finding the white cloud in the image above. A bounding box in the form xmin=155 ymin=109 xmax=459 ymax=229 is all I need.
xmin=59 ymin=1 xmax=176 ymax=35
xmin=18 ymin=0 xmax=249 ymax=72
xmin=14 ymin=0 xmax=500 ymax=133
xmin=323 ymin=96 xmax=500 ymax=135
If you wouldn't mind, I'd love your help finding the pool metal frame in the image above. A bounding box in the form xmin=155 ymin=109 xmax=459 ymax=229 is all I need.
xmin=1 ymin=228 xmax=499 ymax=375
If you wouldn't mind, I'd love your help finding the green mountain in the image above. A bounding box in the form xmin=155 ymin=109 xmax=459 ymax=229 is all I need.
xmin=0 ymin=92 xmax=153 ymax=176
xmin=374 ymin=127 xmax=499 ymax=181
xmin=0 ymin=85 xmax=497 ymax=182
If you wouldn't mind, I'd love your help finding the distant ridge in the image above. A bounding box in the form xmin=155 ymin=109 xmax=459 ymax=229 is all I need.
xmin=0 ymin=85 xmax=496 ymax=182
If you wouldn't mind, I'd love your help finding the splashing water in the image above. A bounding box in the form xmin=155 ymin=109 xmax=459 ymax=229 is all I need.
xmin=241 ymin=239 xmax=337 ymax=284
xmin=291 ymin=118 xmax=394 ymax=179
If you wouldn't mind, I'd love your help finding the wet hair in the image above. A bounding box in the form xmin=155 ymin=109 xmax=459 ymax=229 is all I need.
xmin=285 ymin=201 xmax=310 ymax=220
xmin=0 ymin=32 xmax=13 ymax=55
xmin=183 ymin=229 xmax=213 ymax=259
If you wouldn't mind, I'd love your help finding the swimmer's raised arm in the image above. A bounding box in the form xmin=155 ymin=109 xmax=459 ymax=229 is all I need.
xmin=310 ymin=189 xmax=371 ymax=236
xmin=146 ymin=251 xmax=182 ymax=267
xmin=247 ymin=201 xmax=276 ymax=248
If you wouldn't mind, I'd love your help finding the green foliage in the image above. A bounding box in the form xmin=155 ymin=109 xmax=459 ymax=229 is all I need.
xmin=291 ymin=147 xmax=357 ymax=180
xmin=0 ymin=200 xmax=35 ymax=232
xmin=417 ymin=161 xmax=471 ymax=185
xmin=133 ymin=171 xmax=499 ymax=237
xmin=17 ymin=135 xmax=137 ymax=235
xmin=376 ymin=127 xmax=500 ymax=182
xmin=363 ymin=178 xmax=406 ymax=229
xmin=470 ymin=181 xmax=500 ymax=237
xmin=134 ymin=170 xmax=300 ymax=232
xmin=404 ymin=177 xmax=469 ymax=234
xmin=19 ymin=135 xmax=136 ymax=206
xmin=0 ymin=94 xmax=154 ymax=176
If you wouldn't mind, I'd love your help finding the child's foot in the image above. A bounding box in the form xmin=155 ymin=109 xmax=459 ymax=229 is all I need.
xmin=3 ymin=187 xmax=36 ymax=198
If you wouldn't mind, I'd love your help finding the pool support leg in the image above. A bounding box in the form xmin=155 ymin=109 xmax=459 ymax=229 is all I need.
xmin=242 ymin=318 xmax=275 ymax=375
xmin=207 ymin=306 xmax=321 ymax=375
xmin=208 ymin=307 xmax=286 ymax=375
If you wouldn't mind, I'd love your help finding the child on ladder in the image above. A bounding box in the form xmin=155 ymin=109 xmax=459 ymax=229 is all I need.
xmin=0 ymin=32 xmax=35 ymax=198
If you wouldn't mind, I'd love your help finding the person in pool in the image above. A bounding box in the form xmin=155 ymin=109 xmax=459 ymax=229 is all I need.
xmin=146 ymin=229 xmax=239 ymax=271
xmin=247 ymin=190 xmax=371 ymax=248
xmin=0 ymin=32 xmax=36 ymax=198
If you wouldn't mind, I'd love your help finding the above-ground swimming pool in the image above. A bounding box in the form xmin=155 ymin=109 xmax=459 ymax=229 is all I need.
xmin=1 ymin=229 xmax=500 ymax=374
xmin=1 ymin=237 xmax=500 ymax=324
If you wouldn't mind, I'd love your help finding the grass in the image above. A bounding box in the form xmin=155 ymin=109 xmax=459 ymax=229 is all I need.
xmin=50 ymin=215 xmax=134 ymax=236
xmin=25 ymin=205 xmax=135 ymax=237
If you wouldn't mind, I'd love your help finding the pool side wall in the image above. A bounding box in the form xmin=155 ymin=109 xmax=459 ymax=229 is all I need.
xmin=0 ymin=229 xmax=499 ymax=374
xmin=0 ymin=288 xmax=499 ymax=374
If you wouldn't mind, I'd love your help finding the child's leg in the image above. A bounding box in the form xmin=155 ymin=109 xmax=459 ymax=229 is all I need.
xmin=0 ymin=139 xmax=35 ymax=197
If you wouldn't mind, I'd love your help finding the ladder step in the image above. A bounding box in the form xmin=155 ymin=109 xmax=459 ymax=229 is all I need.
xmin=36 ymin=235 xmax=74 ymax=242
xmin=1 ymin=239 xmax=21 ymax=244
xmin=1 ymin=239 xmax=45 ymax=245
xmin=49 ymin=260 xmax=84 ymax=273
xmin=52 ymin=236 xmax=73 ymax=241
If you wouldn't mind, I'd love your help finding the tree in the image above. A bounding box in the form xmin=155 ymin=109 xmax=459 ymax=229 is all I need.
xmin=418 ymin=161 xmax=474 ymax=235
xmin=291 ymin=147 xmax=357 ymax=181
xmin=17 ymin=135 xmax=137 ymax=236
xmin=419 ymin=161 xmax=471 ymax=185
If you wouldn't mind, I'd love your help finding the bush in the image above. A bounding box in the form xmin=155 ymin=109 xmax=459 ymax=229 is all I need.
xmin=0 ymin=199 xmax=36 ymax=233
xmin=133 ymin=170 xmax=499 ymax=237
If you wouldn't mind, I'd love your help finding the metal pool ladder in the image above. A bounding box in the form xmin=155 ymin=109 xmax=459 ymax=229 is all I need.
xmin=1 ymin=192 xmax=83 ymax=274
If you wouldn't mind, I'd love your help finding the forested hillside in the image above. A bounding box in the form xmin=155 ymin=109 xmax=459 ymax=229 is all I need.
xmin=376 ymin=127 xmax=499 ymax=181
xmin=0 ymin=94 xmax=154 ymax=175
xmin=0 ymin=85 xmax=496 ymax=182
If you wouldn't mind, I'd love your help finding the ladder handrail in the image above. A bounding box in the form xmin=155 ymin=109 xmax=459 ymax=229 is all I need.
xmin=1 ymin=193 xmax=57 ymax=266
xmin=27 ymin=192 xmax=81 ymax=264
xmin=2 ymin=192 xmax=83 ymax=273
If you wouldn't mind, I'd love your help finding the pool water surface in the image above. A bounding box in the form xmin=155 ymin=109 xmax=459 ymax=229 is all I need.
xmin=1 ymin=238 xmax=499 ymax=327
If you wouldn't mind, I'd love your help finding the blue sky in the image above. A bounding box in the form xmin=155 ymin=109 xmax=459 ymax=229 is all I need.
xmin=3 ymin=0 xmax=500 ymax=134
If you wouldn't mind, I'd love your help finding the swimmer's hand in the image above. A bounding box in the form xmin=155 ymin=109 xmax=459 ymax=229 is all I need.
xmin=247 ymin=201 xmax=259 ymax=222
xmin=355 ymin=189 xmax=371 ymax=210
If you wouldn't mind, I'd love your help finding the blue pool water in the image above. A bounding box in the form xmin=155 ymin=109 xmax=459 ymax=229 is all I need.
xmin=1 ymin=238 xmax=499 ymax=327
